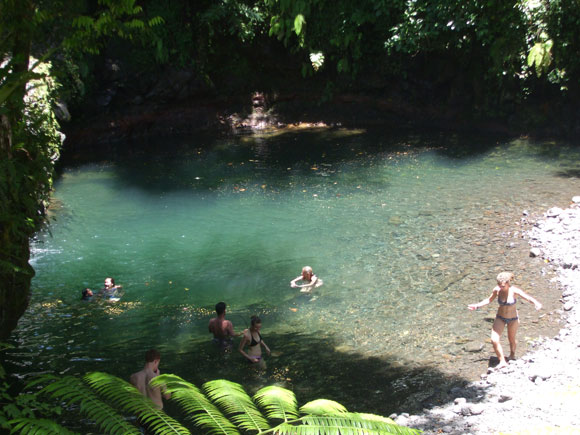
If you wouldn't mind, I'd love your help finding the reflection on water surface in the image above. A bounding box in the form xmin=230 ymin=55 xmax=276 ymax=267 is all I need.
xmin=6 ymin=130 xmax=580 ymax=414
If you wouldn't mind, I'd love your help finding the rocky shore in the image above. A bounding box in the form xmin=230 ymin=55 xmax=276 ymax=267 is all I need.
xmin=391 ymin=196 xmax=580 ymax=434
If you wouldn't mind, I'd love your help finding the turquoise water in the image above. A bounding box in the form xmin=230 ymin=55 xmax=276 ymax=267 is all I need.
xmin=6 ymin=129 xmax=580 ymax=414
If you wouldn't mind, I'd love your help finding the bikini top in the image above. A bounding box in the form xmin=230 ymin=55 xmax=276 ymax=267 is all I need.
xmin=250 ymin=332 xmax=262 ymax=347
xmin=498 ymin=295 xmax=517 ymax=306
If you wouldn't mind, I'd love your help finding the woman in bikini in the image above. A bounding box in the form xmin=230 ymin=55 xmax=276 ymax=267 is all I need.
xmin=468 ymin=272 xmax=542 ymax=368
xmin=239 ymin=316 xmax=270 ymax=366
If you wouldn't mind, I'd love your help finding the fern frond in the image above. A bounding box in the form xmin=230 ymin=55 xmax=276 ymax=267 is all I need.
xmin=84 ymin=372 xmax=190 ymax=435
xmin=299 ymin=399 xmax=348 ymax=415
xmin=203 ymin=379 xmax=270 ymax=432
xmin=254 ymin=385 xmax=299 ymax=422
xmin=153 ymin=374 xmax=238 ymax=435
xmin=37 ymin=375 xmax=140 ymax=435
xmin=296 ymin=413 xmax=421 ymax=434
xmin=8 ymin=417 xmax=77 ymax=435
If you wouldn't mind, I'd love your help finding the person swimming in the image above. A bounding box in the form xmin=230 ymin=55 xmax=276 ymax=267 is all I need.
xmin=290 ymin=266 xmax=323 ymax=294
xmin=101 ymin=277 xmax=122 ymax=301
xmin=81 ymin=288 xmax=93 ymax=301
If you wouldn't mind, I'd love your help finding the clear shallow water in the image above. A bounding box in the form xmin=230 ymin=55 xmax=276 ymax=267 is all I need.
xmin=6 ymin=130 xmax=580 ymax=414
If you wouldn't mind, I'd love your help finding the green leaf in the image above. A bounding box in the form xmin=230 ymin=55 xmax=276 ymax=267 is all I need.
xmin=254 ymin=386 xmax=299 ymax=422
xmin=299 ymin=399 xmax=347 ymax=415
xmin=203 ymin=380 xmax=270 ymax=432
xmin=294 ymin=14 xmax=305 ymax=36
xmin=8 ymin=417 xmax=78 ymax=435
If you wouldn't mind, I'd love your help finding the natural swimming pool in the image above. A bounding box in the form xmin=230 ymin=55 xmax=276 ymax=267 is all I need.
xmin=5 ymin=128 xmax=580 ymax=414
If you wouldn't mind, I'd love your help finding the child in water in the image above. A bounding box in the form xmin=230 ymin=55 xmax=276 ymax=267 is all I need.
xmin=290 ymin=266 xmax=323 ymax=293
xmin=468 ymin=272 xmax=542 ymax=369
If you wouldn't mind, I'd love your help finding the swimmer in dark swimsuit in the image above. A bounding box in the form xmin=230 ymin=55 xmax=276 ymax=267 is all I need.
xmin=468 ymin=272 xmax=542 ymax=369
xmin=239 ymin=315 xmax=270 ymax=366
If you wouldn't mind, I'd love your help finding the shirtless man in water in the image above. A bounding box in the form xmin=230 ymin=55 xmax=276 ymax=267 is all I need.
xmin=208 ymin=302 xmax=238 ymax=350
xmin=468 ymin=272 xmax=542 ymax=368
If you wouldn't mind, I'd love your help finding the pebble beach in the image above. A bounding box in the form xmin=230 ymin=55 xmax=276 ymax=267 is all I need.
xmin=392 ymin=196 xmax=580 ymax=434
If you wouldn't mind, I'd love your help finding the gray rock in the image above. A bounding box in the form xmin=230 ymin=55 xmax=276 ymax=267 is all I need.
xmin=469 ymin=404 xmax=485 ymax=415
xmin=498 ymin=394 xmax=512 ymax=403
xmin=394 ymin=415 xmax=408 ymax=426
xmin=464 ymin=343 xmax=485 ymax=353
xmin=546 ymin=207 xmax=563 ymax=217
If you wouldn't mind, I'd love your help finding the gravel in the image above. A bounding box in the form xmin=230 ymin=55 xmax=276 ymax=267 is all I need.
xmin=391 ymin=197 xmax=580 ymax=434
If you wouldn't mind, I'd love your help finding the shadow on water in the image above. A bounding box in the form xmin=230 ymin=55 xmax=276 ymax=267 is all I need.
xmin=57 ymin=128 xmax=509 ymax=194
xmin=3 ymin=293 xmax=471 ymax=418
xmin=183 ymin=331 xmax=472 ymax=416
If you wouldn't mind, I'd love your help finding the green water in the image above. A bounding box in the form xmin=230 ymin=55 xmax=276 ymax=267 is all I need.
xmin=6 ymin=129 xmax=580 ymax=414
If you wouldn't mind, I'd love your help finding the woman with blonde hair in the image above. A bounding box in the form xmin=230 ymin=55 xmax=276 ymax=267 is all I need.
xmin=468 ymin=272 xmax=542 ymax=368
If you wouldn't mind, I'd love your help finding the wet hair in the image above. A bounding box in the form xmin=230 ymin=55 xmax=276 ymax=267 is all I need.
xmin=215 ymin=301 xmax=226 ymax=315
xmin=81 ymin=288 xmax=92 ymax=299
xmin=145 ymin=349 xmax=161 ymax=363
xmin=496 ymin=272 xmax=514 ymax=284
xmin=250 ymin=315 xmax=261 ymax=327
xmin=302 ymin=266 xmax=313 ymax=275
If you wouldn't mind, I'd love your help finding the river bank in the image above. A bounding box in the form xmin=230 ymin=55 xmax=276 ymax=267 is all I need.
xmin=392 ymin=197 xmax=580 ymax=434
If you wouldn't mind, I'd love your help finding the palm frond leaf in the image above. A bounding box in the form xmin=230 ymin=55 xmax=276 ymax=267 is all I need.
xmin=84 ymin=372 xmax=189 ymax=435
xmin=203 ymin=379 xmax=270 ymax=432
xmin=8 ymin=417 xmax=77 ymax=435
xmin=37 ymin=375 xmax=140 ymax=435
xmin=295 ymin=413 xmax=421 ymax=434
xmin=253 ymin=385 xmax=299 ymax=422
xmin=300 ymin=399 xmax=348 ymax=415
xmin=152 ymin=374 xmax=238 ymax=435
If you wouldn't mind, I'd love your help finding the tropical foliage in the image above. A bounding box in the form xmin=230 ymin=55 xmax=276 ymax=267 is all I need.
xmin=0 ymin=0 xmax=162 ymax=340
xmin=3 ymin=371 xmax=421 ymax=434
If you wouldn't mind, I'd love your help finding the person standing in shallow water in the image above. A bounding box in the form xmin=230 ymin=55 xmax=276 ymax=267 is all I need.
xmin=468 ymin=271 xmax=542 ymax=369
xmin=239 ymin=316 xmax=270 ymax=367
xmin=208 ymin=301 xmax=239 ymax=350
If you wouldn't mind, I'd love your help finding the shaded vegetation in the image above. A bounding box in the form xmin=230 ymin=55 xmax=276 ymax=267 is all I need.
xmin=0 ymin=362 xmax=421 ymax=434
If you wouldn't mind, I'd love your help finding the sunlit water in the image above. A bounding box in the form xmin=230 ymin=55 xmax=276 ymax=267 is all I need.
xmin=5 ymin=129 xmax=580 ymax=415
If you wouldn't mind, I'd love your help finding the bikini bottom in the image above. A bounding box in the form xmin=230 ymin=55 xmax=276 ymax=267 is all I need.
xmin=496 ymin=314 xmax=519 ymax=324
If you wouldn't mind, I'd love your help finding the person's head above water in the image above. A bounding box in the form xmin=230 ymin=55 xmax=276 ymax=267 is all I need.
xmin=215 ymin=301 xmax=226 ymax=316
xmin=496 ymin=271 xmax=514 ymax=285
xmin=81 ymin=288 xmax=93 ymax=300
xmin=302 ymin=266 xmax=313 ymax=280
xmin=104 ymin=277 xmax=115 ymax=289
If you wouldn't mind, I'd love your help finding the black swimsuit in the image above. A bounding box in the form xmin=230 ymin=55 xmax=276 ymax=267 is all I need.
xmin=250 ymin=332 xmax=262 ymax=347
